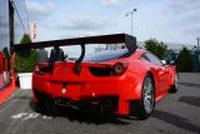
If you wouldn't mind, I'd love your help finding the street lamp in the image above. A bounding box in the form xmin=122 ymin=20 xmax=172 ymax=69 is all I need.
xmin=125 ymin=8 xmax=137 ymax=36
xmin=197 ymin=37 xmax=200 ymax=46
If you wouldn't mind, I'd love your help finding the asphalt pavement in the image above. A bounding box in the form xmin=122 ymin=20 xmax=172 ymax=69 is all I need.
xmin=0 ymin=73 xmax=200 ymax=134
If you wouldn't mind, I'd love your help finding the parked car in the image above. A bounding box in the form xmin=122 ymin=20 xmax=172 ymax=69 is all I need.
xmin=14 ymin=34 xmax=178 ymax=119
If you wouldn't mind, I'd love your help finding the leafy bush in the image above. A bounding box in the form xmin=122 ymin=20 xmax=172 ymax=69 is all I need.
xmin=144 ymin=39 xmax=168 ymax=59
xmin=176 ymin=47 xmax=193 ymax=72
xmin=20 ymin=33 xmax=32 ymax=44
xmin=14 ymin=51 xmax=38 ymax=72
xmin=14 ymin=33 xmax=38 ymax=73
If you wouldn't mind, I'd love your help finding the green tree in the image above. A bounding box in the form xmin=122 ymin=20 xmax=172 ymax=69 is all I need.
xmin=176 ymin=47 xmax=193 ymax=72
xmin=14 ymin=33 xmax=38 ymax=72
xmin=144 ymin=39 xmax=168 ymax=59
xmin=20 ymin=33 xmax=32 ymax=44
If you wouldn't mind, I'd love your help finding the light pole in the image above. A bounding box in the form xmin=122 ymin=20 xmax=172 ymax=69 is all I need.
xmin=24 ymin=0 xmax=30 ymax=34
xmin=197 ymin=37 xmax=200 ymax=46
xmin=125 ymin=8 xmax=137 ymax=36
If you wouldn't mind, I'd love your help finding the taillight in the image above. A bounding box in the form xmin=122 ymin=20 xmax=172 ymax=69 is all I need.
xmin=113 ymin=62 xmax=128 ymax=75
xmin=34 ymin=64 xmax=53 ymax=74
xmin=35 ymin=66 xmax=40 ymax=73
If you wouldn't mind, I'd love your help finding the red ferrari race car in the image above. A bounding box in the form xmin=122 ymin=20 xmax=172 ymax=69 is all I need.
xmin=14 ymin=34 xmax=178 ymax=119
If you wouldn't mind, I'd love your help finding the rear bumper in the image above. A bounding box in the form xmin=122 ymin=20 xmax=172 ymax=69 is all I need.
xmin=32 ymin=73 xmax=142 ymax=115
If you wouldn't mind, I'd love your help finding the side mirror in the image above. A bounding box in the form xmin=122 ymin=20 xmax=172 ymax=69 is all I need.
xmin=161 ymin=60 xmax=167 ymax=66
xmin=166 ymin=60 xmax=176 ymax=65
xmin=169 ymin=60 xmax=176 ymax=65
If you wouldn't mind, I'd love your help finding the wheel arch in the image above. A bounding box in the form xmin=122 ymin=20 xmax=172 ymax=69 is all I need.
xmin=127 ymin=70 xmax=155 ymax=101
xmin=146 ymin=71 xmax=155 ymax=90
xmin=146 ymin=71 xmax=156 ymax=106
xmin=129 ymin=70 xmax=156 ymax=118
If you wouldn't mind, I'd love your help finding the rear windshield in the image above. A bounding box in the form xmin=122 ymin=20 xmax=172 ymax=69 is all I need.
xmin=84 ymin=49 xmax=129 ymax=62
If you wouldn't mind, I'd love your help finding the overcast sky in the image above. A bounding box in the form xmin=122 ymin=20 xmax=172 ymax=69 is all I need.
xmin=26 ymin=0 xmax=200 ymax=45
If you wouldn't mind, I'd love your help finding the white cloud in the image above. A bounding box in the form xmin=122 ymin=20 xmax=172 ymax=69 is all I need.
xmin=165 ymin=0 xmax=200 ymax=37
xmin=27 ymin=1 xmax=55 ymax=17
xmin=37 ymin=15 xmax=117 ymax=41
xmin=56 ymin=18 xmax=109 ymax=31
xmin=101 ymin=0 xmax=126 ymax=6
xmin=168 ymin=0 xmax=200 ymax=14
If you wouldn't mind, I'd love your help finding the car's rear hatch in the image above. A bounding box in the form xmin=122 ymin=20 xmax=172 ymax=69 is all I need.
xmin=36 ymin=60 xmax=128 ymax=82
xmin=34 ymin=61 xmax=128 ymax=100
xmin=51 ymin=62 xmax=118 ymax=82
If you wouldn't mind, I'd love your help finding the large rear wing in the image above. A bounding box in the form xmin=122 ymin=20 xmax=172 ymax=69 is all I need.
xmin=13 ymin=33 xmax=137 ymax=75
xmin=14 ymin=33 xmax=137 ymax=53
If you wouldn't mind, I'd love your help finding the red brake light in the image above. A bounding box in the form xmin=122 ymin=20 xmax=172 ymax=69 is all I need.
xmin=113 ymin=62 xmax=128 ymax=75
xmin=35 ymin=66 xmax=40 ymax=73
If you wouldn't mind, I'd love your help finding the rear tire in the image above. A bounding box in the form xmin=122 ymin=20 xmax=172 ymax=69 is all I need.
xmin=33 ymin=91 xmax=58 ymax=116
xmin=100 ymin=98 xmax=117 ymax=115
xmin=169 ymin=73 xmax=178 ymax=93
xmin=130 ymin=74 xmax=155 ymax=120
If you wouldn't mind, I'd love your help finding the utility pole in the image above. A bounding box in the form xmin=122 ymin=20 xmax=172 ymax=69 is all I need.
xmin=9 ymin=0 xmax=14 ymax=54
xmin=197 ymin=37 xmax=200 ymax=46
xmin=125 ymin=8 xmax=137 ymax=36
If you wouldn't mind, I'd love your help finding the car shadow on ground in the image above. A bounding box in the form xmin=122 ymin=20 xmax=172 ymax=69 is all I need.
xmin=179 ymin=82 xmax=200 ymax=88
xmin=29 ymin=101 xmax=138 ymax=125
xmin=178 ymin=96 xmax=200 ymax=108
xmin=13 ymin=95 xmax=30 ymax=100
xmin=152 ymin=110 xmax=200 ymax=134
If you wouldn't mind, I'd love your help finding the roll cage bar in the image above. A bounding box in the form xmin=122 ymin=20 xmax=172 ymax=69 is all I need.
xmin=13 ymin=33 xmax=137 ymax=74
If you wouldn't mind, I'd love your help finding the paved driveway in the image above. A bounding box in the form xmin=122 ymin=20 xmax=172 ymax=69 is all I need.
xmin=0 ymin=73 xmax=200 ymax=134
